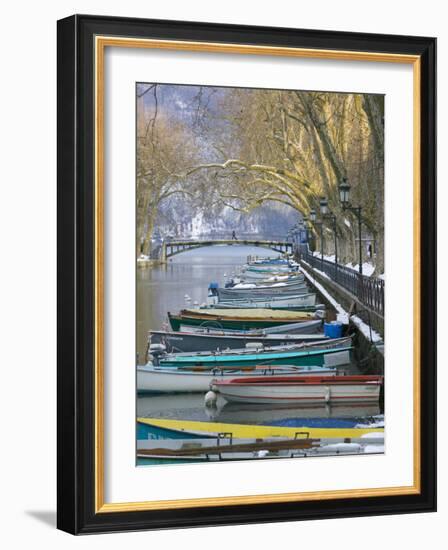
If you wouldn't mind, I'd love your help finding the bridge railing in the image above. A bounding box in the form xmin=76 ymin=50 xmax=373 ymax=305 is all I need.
xmin=298 ymin=245 xmax=384 ymax=318
xmin=163 ymin=231 xmax=292 ymax=243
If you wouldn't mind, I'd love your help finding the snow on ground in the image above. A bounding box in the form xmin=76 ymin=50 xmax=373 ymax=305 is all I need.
xmin=300 ymin=262 xmax=383 ymax=343
xmin=348 ymin=262 xmax=375 ymax=276
xmin=350 ymin=314 xmax=383 ymax=343
xmin=300 ymin=262 xmax=347 ymax=317
xmin=312 ymin=251 xmax=336 ymax=263
xmin=310 ymin=253 xmax=378 ymax=278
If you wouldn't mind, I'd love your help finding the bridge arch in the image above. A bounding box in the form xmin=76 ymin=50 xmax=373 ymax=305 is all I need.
xmin=160 ymin=239 xmax=293 ymax=261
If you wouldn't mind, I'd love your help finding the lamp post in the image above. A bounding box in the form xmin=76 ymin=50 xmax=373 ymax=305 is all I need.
xmin=309 ymin=208 xmax=324 ymax=271
xmin=319 ymin=197 xmax=338 ymax=281
xmin=339 ymin=177 xmax=363 ymax=277
xmin=288 ymin=225 xmax=296 ymax=254
xmin=302 ymin=217 xmax=309 ymax=243
xmin=302 ymin=216 xmax=311 ymax=256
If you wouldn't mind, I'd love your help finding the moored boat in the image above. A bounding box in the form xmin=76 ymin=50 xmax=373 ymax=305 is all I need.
xmin=210 ymin=375 xmax=383 ymax=404
xmin=232 ymin=277 xmax=306 ymax=288
xmin=216 ymin=284 xmax=310 ymax=301
xmin=177 ymin=319 xmax=324 ymax=335
xmin=168 ymin=308 xmax=318 ymax=331
xmin=137 ymin=433 xmax=384 ymax=461
xmin=158 ymin=337 xmax=353 ymax=369
xmin=149 ymin=328 xmax=328 ymax=353
xmin=137 ymin=363 xmax=338 ymax=393
xmin=239 ymin=270 xmax=301 ymax=280
xmin=213 ymin=292 xmax=317 ymax=309
xmin=137 ymin=416 xmax=384 ymax=440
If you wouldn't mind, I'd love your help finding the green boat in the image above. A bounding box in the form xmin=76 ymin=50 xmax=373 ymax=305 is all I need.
xmin=168 ymin=308 xmax=317 ymax=332
xmin=159 ymin=341 xmax=352 ymax=369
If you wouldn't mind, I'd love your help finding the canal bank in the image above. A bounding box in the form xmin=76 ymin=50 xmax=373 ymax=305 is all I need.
xmin=298 ymin=262 xmax=384 ymax=376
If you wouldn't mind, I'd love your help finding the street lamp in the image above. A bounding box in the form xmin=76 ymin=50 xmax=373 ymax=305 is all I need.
xmin=319 ymin=197 xmax=329 ymax=216
xmin=338 ymin=177 xmax=363 ymax=276
xmin=338 ymin=178 xmax=351 ymax=206
xmin=319 ymin=197 xmax=338 ymax=278
xmin=302 ymin=216 xmax=310 ymax=247
xmin=308 ymin=209 xmax=323 ymax=269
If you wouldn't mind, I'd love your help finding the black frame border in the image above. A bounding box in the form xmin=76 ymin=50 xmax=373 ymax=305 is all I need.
xmin=57 ymin=14 xmax=436 ymax=534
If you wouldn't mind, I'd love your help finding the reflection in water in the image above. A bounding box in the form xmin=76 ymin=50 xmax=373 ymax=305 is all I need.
xmin=137 ymin=392 xmax=381 ymax=427
xmin=137 ymin=245 xmax=279 ymax=360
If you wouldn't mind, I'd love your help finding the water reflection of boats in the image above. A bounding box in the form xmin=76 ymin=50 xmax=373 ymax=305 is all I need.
xmin=136 ymin=393 xmax=382 ymax=427
xmin=209 ymin=401 xmax=381 ymax=425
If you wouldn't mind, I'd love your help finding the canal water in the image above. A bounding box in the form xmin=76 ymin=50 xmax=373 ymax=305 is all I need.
xmin=136 ymin=245 xmax=382 ymax=428
xmin=137 ymin=245 xmax=274 ymax=360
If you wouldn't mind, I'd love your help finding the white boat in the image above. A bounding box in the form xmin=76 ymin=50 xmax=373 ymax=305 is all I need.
xmin=241 ymin=271 xmax=301 ymax=281
xmin=211 ymin=375 xmax=383 ymax=404
xmin=216 ymin=293 xmax=317 ymax=308
xmin=136 ymin=363 xmax=338 ymax=393
xmin=137 ymin=434 xmax=384 ymax=461
xmin=178 ymin=319 xmax=324 ymax=335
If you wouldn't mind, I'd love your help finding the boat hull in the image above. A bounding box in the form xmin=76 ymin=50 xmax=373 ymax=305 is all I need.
xmin=159 ymin=347 xmax=352 ymax=369
xmin=137 ymin=435 xmax=384 ymax=461
xmin=149 ymin=330 xmax=329 ymax=353
xmin=240 ymin=271 xmax=305 ymax=283
xmin=212 ymin=376 xmax=382 ymax=404
xmin=217 ymin=286 xmax=309 ymax=300
xmin=215 ymin=293 xmax=317 ymax=308
xmin=168 ymin=310 xmax=316 ymax=331
xmin=137 ymin=364 xmax=337 ymax=393
xmin=177 ymin=319 xmax=324 ymax=335
xmin=137 ymin=417 xmax=384 ymax=440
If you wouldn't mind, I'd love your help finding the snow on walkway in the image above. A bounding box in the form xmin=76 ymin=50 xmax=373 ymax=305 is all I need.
xmin=311 ymin=251 xmax=378 ymax=277
xmin=300 ymin=262 xmax=383 ymax=344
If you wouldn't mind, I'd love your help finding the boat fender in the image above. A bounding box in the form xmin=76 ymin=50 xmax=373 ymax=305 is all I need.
xmin=204 ymin=390 xmax=218 ymax=408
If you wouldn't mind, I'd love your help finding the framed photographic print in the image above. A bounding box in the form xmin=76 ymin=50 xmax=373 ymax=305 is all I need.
xmin=57 ymin=15 xmax=436 ymax=534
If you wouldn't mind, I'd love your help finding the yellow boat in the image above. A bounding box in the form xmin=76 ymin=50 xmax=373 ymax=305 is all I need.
xmin=137 ymin=417 xmax=384 ymax=440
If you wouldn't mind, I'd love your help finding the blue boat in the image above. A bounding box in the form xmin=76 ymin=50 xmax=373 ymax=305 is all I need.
xmin=137 ymin=419 xmax=213 ymax=440
xmin=158 ymin=337 xmax=353 ymax=369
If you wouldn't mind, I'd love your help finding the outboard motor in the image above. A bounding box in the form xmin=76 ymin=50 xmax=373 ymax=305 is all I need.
xmin=208 ymin=282 xmax=219 ymax=296
xmin=148 ymin=343 xmax=166 ymax=366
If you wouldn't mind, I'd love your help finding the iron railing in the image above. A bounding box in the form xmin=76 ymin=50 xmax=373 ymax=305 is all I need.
xmin=298 ymin=245 xmax=384 ymax=317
